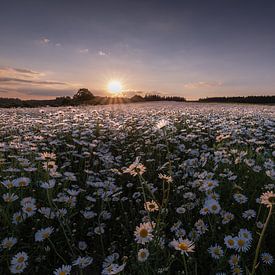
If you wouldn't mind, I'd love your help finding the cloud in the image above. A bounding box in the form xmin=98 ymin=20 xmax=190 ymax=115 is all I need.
xmin=0 ymin=67 xmax=43 ymax=78
xmin=0 ymin=66 xmax=79 ymax=99
xmin=184 ymin=81 xmax=223 ymax=89
xmin=40 ymin=37 xmax=50 ymax=44
xmin=11 ymin=68 xmax=40 ymax=75
xmin=78 ymin=48 xmax=89 ymax=54
xmin=98 ymin=50 xmax=109 ymax=56
xmin=0 ymin=77 xmax=68 ymax=86
xmin=0 ymin=86 xmax=75 ymax=99
xmin=18 ymin=87 xmax=75 ymax=97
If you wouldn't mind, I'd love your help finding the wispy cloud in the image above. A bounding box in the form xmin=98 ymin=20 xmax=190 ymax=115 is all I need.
xmin=0 ymin=66 xmax=79 ymax=99
xmin=184 ymin=81 xmax=223 ymax=89
xmin=10 ymin=68 xmax=40 ymax=75
xmin=0 ymin=77 xmax=68 ymax=86
xmin=78 ymin=48 xmax=89 ymax=54
xmin=0 ymin=67 xmax=43 ymax=78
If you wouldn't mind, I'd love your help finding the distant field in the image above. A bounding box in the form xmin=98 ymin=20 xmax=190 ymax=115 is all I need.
xmin=0 ymin=102 xmax=274 ymax=274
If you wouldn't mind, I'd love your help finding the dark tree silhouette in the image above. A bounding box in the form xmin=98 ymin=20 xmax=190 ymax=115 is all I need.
xmin=73 ymin=88 xmax=94 ymax=101
xmin=144 ymin=94 xmax=186 ymax=102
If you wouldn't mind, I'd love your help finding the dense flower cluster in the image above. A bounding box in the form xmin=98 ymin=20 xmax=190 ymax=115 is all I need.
xmin=0 ymin=102 xmax=274 ymax=274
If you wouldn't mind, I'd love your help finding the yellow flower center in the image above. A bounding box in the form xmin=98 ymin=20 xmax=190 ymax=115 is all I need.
xmin=238 ymin=239 xmax=245 ymax=247
xmin=5 ymin=241 xmax=12 ymax=248
xmin=139 ymin=228 xmax=148 ymax=238
xmin=17 ymin=256 xmax=24 ymax=263
xmin=212 ymin=205 xmax=217 ymax=210
xmin=7 ymin=182 xmax=13 ymax=188
xmin=140 ymin=251 xmax=146 ymax=258
xmin=42 ymin=232 xmax=50 ymax=239
xmin=59 ymin=272 xmax=66 ymax=275
xmin=214 ymin=248 xmax=220 ymax=255
xmin=233 ymin=267 xmax=241 ymax=274
xmin=19 ymin=181 xmax=26 ymax=186
xmin=178 ymin=243 xmax=188 ymax=251
xmin=228 ymin=239 xmax=234 ymax=246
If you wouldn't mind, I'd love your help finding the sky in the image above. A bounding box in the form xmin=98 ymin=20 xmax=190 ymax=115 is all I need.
xmin=1 ymin=0 xmax=275 ymax=100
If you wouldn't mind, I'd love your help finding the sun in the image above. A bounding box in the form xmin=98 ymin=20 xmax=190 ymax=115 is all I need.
xmin=107 ymin=80 xmax=122 ymax=95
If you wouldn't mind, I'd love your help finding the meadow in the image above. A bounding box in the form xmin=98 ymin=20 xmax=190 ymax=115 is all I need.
xmin=0 ymin=102 xmax=274 ymax=275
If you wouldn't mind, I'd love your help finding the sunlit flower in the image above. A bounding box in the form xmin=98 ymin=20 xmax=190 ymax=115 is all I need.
xmin=156 ymin=119 xmax=169 ymax=129
xmin=260 ymin=191 xmax=275 ymax=208
xmin=40 ymin=152 xmax=56 ymax=160
xmin=123 ymin=157 xmax=146 ymax=176
xmin=43 ymin=161 xmax=57 ymax=171
xmin=134 ymin=222 xmax=155 ymax=244
xmin=170 ymin=238 xmax=195 ymax=255
xmin=158 ymin=173 xmax=172 ymax=183
xmin=144 ymin=200 xmax=159 ymax=212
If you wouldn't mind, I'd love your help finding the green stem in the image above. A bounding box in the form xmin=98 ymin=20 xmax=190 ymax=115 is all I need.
xmin=47 ymin=189 xmax=75 ymax=256
xmin=48 ymin=238 xmax=67 ymax=264
xmin=251 ymin=205 xmax=273 ymax=275
xmin=182 ymin=253 xmax=189 ymax=275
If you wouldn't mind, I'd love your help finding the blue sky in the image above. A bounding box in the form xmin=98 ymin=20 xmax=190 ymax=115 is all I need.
xmin=1 ymin=0 xmax=275 ymax=100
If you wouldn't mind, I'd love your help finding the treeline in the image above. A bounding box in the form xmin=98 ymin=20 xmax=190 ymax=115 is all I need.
xmin=144 ymin=94 xmax=186 ymax=102
xmin=1 ymin=90 xmax=273 ymax=108
xmin=198 ymin=96 xmax=275 ymax=104
xmin=0 ymin=89 xmax=186 ymax=108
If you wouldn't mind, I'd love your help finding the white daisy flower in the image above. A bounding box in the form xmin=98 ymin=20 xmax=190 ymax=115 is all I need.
xmin=208 ymin=244 xmax=224 ymax=259
xmin=134 ymin=222 xmax=155 ymax=244
xmin=53 ymin=264 xmax=72 ymax=275
xmin=138 ymin=248 xmax=149 ymax=262
xmin=261 ymin=252 xmax=273 ymax=265
xmin=35 ymin=227 xmax=54 ymax=242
